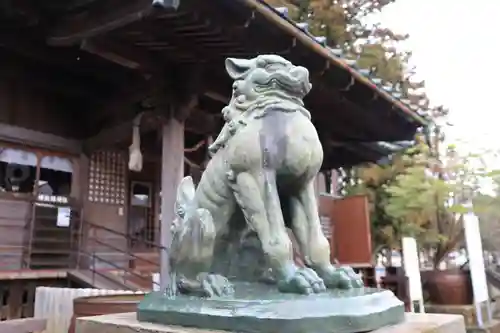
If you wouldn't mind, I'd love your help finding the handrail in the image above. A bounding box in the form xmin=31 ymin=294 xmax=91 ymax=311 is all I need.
xmin=89 ymin=237 xmax=160 ymax=267
xmin=78 ymin=248 xmax=159 ymax=290
xmin=0 ymin=200 xmax=163 ymax=291
xmin=81 ymin=220 xmax=162 ymax=291
xmin=85 ymin=220 xmax=167 ymax=250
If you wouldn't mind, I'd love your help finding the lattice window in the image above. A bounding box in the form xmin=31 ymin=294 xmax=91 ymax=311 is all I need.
xmin=88 ymin=151 xmax=126 ymax=205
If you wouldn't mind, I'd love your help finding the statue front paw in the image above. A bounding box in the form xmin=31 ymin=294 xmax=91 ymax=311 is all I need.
xmin=315 ymin=265 xmax=364 ymax=289
xmin=277 ymin=267 xmax=326 ymax=295
xmin=197 ymin=273 xmax=234 ymax=297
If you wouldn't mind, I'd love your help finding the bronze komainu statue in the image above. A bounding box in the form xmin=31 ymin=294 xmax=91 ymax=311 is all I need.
xmin=169 ymin=55 xmax=363 ymax=296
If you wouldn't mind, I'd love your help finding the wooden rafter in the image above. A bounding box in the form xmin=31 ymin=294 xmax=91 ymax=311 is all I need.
xmin=3 ymin=0 xmax=41 ymax=25
xmin=80 ymin=37 xmax=160 ymax=72
xmin=0 ymin=53 xmax=107 ymax=100
xmin=89 ymin=79 xmax=152 ymax=129
xmin=0 ymin=32 xmax=141 ymax=88
xmin=47 ymin=0 xmax=153 ymax=46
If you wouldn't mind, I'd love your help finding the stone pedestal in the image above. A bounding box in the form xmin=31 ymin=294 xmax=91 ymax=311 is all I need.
xmin=137 ymin=287 xmax=404 ymax=333
xmin=467 ymin=320 xmax=500 ymax=333
xmin=425 ymin=303 xmax=499 ymax=333
xmin=425 ymin=303 xmax=491 ymax=327
xmin=76 ymin=312 xmax=466 ymax=333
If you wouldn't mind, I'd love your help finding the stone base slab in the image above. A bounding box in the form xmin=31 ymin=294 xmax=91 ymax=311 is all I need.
xmin=76 ymin=312 xmax=466 ymax=333
xmin=425 ymin=303 xmax=491 ymax=327
xmin=466 ymin=320 xmax=500 ymax=333
xmin=137 ymin=285 xmax=404 ymax=333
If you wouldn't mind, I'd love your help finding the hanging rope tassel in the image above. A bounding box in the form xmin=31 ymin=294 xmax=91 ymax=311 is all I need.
xmin=129 ymin=113 xmax=144 ymax=172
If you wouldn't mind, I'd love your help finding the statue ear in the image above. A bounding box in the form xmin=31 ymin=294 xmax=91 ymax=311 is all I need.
xmin=175 ymin=176 xmax=196 ymax=217
xmin=225 ymin=58 xmax=252 ymax=80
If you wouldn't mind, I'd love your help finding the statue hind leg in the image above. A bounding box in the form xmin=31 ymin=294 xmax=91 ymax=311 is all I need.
xmin=230 ymin=170 xmax=325 ymax=294
xmin=289 ymin=179 xmax=364 ymax=289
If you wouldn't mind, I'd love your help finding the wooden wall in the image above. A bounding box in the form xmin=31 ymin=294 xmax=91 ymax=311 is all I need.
xmin=0 ymin=60 xmax=145 ymax=270
xmin=80 ymin=152 xmax=129 ymax=269
xmin=0 ymin=200 xmax=30 ymax=270
xmin=0 ymin=75 xmax=79 ymax=139
xmin=0 ymin=275 xmax=67 ymax=321
xmin=331 ymin=195 xmax=373 ymax=265
xmin=0 ymin=62 xmax=86 ymax=269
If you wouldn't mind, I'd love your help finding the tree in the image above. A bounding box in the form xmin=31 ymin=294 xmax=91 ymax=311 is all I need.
xmin=342 ymin=147 xmax=415 ymax=256
xmin=382 ymin=144 xmax=480 ymax=268
xmin=341 ymin=100 xmax=497 ymax=269
xmin=265 ymin=0 xmax=430 ymax=110
xmin=475 ymin=176 xmax=500 ymax=256
xmin=264 ymin=1 xmax=481 ymax=262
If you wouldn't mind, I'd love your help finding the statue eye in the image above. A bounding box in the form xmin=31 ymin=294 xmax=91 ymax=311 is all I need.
xmin=256 ymin=58 xmax=266 ymax=67
xmin=265 ymin=64 xmax=282 ymax=72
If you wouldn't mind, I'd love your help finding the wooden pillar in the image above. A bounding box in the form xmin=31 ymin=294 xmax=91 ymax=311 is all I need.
xmin=159 ymin=117 xmax=184 ymax=291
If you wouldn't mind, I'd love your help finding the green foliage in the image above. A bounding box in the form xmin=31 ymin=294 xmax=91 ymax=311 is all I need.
xmin=474 ymin=181 xmax=500 ymax=253
xmin=264 ymin=0 xmax=430 ymax=115
xmin=263 ymin=0 xmax=500 ymax=267
xmin=348 ymin=127 xmax=497 ymax=268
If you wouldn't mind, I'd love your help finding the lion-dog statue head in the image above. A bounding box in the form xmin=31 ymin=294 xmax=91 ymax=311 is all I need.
xmin=223 ymin=55 xmax=312 ymax=118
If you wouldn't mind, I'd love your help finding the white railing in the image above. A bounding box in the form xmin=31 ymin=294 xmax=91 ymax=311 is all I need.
xmin=33 ymin=287 xmax=144 ymax=333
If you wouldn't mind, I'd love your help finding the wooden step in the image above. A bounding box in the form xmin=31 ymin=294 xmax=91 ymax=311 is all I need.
xmin=28 ymin=259 xmax=72 ymax=270
xmin=29 ymin=248 xmax=72 ymax=255
xmin=68 ymin=270 xmax=130 ymax=290
xmin=122 ymin=271 xmax=155 ymax=290
xmin=130 ymin=252 xmax=160 ymax=272
xmin=31 ymin=237 xmax=72 ymax=243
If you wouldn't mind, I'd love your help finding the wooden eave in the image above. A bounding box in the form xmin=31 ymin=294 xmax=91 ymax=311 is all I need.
xmin=43 ymin=0 xmax=426 ymax=143
xmin=0 ymin=0 xmax=418 ymax=168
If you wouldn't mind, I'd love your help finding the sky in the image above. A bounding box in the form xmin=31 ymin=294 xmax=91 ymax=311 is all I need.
xmin=371 ymin=0 xmax=500 ymax=159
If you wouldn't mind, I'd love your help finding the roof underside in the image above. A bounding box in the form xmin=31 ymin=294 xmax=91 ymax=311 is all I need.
xmin=0 ymin=0 xmax=425 ymax=169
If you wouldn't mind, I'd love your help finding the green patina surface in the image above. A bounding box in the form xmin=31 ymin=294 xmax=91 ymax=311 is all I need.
xmin=139 ymin=55 xmax=404 ymax=333
xmin=138 ymin=283 xmax=404 ymax=333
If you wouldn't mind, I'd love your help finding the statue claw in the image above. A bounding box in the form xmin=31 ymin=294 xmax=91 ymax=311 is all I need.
xmin=277 ymin=267 xmax=326 ymax=295
xmin=314 ymin=265 xmax=364 ymax=289
xmin=197 ymin=273 xmax=234 ymax=297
